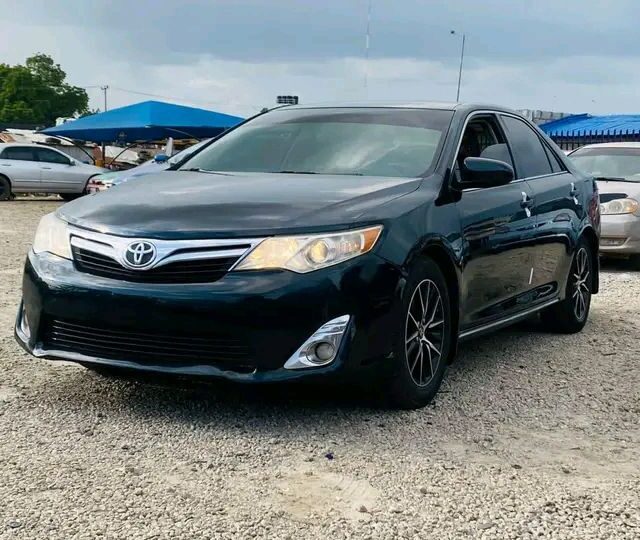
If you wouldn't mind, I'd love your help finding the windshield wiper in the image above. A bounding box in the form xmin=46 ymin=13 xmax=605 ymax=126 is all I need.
xmin=182 ymin=168 xmax=231 ymax=175
xmin=594 ymin=176 xmax=633 ymax=182
xmin=276 ymin=170 xmax=364 ymax=176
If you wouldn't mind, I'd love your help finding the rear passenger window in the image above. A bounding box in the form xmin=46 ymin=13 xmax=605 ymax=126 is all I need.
xmin=543 ymin=144 xmax=565 ymax=173
xmin=1 ymin=147 xmax=36 ymax=161
xmin=501 ymin=116 xmax=552 ymax=178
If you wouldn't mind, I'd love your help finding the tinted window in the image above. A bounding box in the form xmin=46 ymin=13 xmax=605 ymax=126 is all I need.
xmin=501 ymin=116 xmax=552 ymax=178
xmin=1 ymin=147 xmax=36 ymax=161
xmin=182 ymin=108 xmax=453 ymax=178
xmin=543 ymin=144 xmax=564 ymax=173
xmin=35 ymin=148 xmax=71 ymax=164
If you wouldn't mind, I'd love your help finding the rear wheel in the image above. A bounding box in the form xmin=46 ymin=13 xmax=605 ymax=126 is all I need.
xmin=0 ymin=176 xmax=11 ymax=201
xmin=629 ymin=255 xmax=640 ymax=270
xmin=541 ymin=238 xmax=593 ymax=333
xmin=388 ymin=257 xmax=453 ymax=409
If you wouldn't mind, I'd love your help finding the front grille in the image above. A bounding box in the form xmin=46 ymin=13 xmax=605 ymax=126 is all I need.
xmin=72 ymin=246 xmax=239 ymax=284
xmin=42 ymin=318 xmax=254 ymax=372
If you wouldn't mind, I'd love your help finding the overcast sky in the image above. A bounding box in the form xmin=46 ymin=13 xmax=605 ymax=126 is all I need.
xmin=1 ymin=0 xmax=639 ymax=118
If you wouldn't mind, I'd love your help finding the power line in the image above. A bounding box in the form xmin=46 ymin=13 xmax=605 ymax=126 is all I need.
xmin=110 ymin=86 xmax=223 ymax=107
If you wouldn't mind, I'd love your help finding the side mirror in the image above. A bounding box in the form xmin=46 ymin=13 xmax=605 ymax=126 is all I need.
xmin=154 ymin=153 xmax=169 ymax=163
xmin=68 ymin=159 xmax=75 ymax=166
xmin=460 ymin=157 xmax=514 ymax=188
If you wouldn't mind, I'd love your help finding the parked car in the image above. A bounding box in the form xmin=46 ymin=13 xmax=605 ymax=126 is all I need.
xmin=86 ymin=139 xmax=211 ymax=193
xmin=16 ymin=102 xmax=600 ymax=408
xmin=569 ymin=142 xmax=640 ymax=267
xmin=0 ymin=143 xmax=106 ymax=201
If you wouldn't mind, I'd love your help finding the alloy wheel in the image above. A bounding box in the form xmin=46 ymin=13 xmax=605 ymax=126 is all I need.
xmin=405 ymin=279 xmax=445 ymax=387
xmin=572 ymin=247 xmax=590 ymax=321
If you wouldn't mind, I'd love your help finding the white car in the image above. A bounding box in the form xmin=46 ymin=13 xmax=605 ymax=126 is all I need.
xmin=0 ymin=143 xmax=106 ymax=201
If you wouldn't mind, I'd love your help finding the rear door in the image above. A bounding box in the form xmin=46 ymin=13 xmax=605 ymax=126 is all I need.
xmin=499 ymin=115 xmax=580 ymax=296
xmin=35 ymin=147 xmax=86 ymax=193
xmin=455 ymin=114 xmax=539 ymax=331
xmin=0 ymin=146 xmax=41 ymax=190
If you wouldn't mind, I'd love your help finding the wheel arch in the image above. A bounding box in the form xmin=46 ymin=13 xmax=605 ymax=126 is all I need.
xmin=580 ymin=226 xmax=599 ymax=294
xmin=420 ymin=241 xmax=461 ymax=361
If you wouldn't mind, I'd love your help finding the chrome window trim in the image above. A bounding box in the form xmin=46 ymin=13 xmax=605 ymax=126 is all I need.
xmin=451 ymin=109 xmax=564 ymax=192
xmin=67 ymin=225 xmax=265 ymax=271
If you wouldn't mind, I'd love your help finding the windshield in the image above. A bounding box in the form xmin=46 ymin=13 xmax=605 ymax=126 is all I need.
xmin=570 ymin=147 xmax=640 ymax=182
xmin=168 ymin=138 xmax=211 ymax=165
xmin=180 ymin=108 xmax=453 ymax=177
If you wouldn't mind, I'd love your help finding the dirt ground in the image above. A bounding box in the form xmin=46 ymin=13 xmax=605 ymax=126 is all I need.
xmin=0 ymin=199 xmax=638 ymax=539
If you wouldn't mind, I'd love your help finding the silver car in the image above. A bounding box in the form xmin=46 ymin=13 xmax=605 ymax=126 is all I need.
xmin=569 ymin=142 xmax=640 ymax=267
xmin=0 ymin=143 xmax=105 ymax=201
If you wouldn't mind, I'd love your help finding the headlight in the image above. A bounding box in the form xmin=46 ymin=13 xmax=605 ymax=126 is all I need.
xmin=600 ymin=198 xmax=639 ymax=215
xmin=234 ymin=225 xmax=383 ymax=273
xmin=32 ymin=213 xmax=72 ymax=260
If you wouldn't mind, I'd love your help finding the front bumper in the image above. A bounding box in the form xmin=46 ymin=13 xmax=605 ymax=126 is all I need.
xmin=16 ymin=250 xmax=402 ymax=383
xmin=599 ymin=214 xmax=640 ymax=256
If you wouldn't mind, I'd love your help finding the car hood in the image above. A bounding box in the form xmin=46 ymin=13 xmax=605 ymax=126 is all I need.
xmin=597 ymin=179 xmax=640 ymax=202
xmin=59 ymin=171 xmax=422 ymax=239
xmin=111 ymin=160 xmax=169 ymax=185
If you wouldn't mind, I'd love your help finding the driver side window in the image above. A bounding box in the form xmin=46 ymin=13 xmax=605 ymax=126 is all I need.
xmin=454 ymin=116 xmax=513 ymax=183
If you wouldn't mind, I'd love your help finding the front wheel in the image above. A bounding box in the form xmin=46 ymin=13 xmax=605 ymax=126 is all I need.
xmin=387 ymin=257 xmax=453 ymax=409
xmin=0 ymin=176 xmax=11 ymax=201
xmin=541 ymin=238 xmax=593 ymax=333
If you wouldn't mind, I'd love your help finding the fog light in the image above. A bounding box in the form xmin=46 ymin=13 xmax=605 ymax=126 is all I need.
xmin=314 ymin=342 xmax=335 ymax=362
xmin=284 ymin=315 xmax=350 ymax=370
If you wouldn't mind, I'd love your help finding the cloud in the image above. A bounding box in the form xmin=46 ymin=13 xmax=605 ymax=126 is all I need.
xmin=1 ymin=0 xmax=640 ymax=116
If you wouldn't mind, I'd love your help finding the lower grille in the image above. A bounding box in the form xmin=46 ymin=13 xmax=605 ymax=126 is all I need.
xmin=72 ymin=246 xmax=238 ymax=284
xmin=42 ymin=318 xmax=255 ymax=372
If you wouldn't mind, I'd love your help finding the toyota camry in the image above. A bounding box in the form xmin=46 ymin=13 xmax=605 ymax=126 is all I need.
xmin=15 ymin=102 xmax=600 ymax=408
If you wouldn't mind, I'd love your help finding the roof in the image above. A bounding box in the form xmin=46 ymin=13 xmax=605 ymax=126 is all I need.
xmin=40 ymin=100 xmax=244 ymax=143
xmin=573 ymin=142 xmax=640 ymax=149
xmin=282 ymin=100 xmax=461 ymax=110
xmin=541 ymin=114 xmax=640 ymax=136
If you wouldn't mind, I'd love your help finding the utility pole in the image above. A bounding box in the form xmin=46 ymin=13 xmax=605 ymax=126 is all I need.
xmin=100 ymin=85 xmax=109 ymax=112
xmin=100 ymin=85 xmax=109 ymax=168
xmin=450 ymin=31 xmax=465 ymax=102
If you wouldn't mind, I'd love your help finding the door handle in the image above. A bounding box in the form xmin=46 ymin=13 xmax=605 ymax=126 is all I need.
xmin=521 ymin=191 xmax=534 ymax=217
xmin=40 ymin=166 xmax=52 ymax=170
xmin=570 ymin=182 xmax=580 ymax=204
xmin=1 ymin=163 xmax=11 ymax=166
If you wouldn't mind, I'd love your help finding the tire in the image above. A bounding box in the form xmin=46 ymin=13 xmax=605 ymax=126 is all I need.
xmin=60 ymin=193 xmax=82 ymax=202
xmin=0 ymin=176 xmax=11 ymax=201
xmin=387 ymin=257 xmax=453 ymax=409
xmin=541 ymin=237 xmax=593 ymax=333
xmin=629 ymin=255 xmax=640 ymax=271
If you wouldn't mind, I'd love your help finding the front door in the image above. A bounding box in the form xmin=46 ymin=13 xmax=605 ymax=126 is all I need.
xmin=0 ymin=146 xmax=41 ymax=191
xmin=454 ymin=114 xmax=538 ymax=330
xmin=34 ymin=147 xmax=85 ymax=192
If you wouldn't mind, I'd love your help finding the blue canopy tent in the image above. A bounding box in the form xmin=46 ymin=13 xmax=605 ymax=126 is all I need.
xmin=40 ymin=100 xmax=244 ymax=143
xmin=540 ymin=114 xmax=640 ymax=150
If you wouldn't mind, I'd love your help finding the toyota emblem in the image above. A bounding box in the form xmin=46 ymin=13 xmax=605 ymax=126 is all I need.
xmin=124 ymin=241 xmax=156 ymax=268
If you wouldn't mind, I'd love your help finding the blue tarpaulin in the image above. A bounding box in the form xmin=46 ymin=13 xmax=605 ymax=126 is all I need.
xmin=41 ymin=100 xmax=244 ymax=143
xmin=541 ymin=114 xmax=640 ymax=137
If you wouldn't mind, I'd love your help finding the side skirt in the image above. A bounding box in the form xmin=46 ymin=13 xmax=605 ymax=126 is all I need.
xmin=458 ymin=298 xmax=559 ymax=341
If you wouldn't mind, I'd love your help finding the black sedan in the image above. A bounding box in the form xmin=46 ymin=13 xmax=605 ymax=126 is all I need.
xmin=15 ymin=102 xmax=600 ymax=408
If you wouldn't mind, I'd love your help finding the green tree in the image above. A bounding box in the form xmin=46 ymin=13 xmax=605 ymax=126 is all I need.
xmin=0 ymin=53 xmax=89 ymax=126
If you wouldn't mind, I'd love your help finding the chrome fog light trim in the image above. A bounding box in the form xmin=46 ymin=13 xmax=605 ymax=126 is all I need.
xmin=284 ymin=315 xmax=351 ymax=370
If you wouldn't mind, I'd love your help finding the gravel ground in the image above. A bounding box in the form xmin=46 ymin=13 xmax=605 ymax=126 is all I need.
xmin=1 ymin=200 xmax=639 ymax=540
